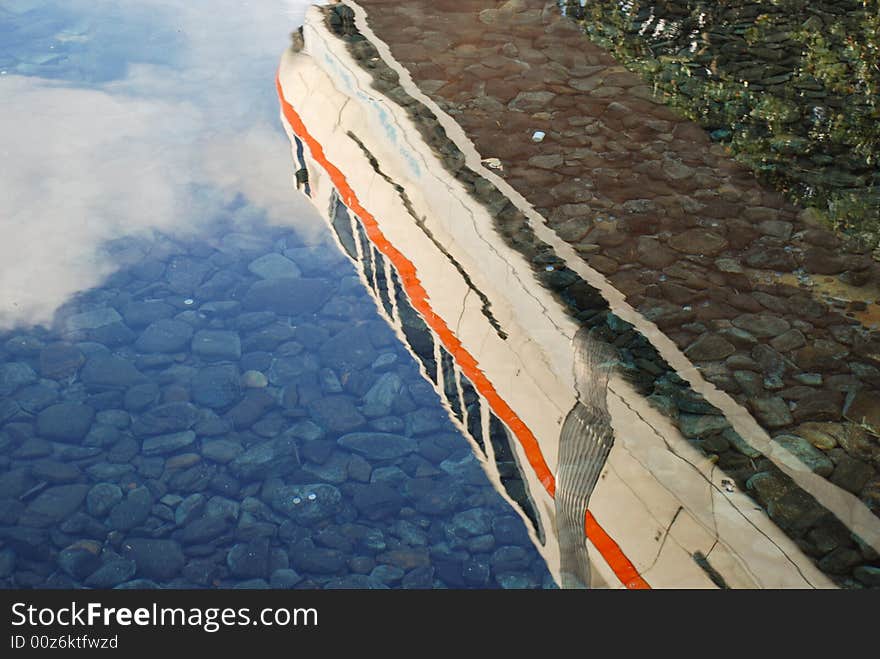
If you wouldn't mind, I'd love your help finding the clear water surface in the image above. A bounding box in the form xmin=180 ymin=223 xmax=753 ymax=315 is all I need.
xmin=0 ymin=0 xmax=553 ymax=589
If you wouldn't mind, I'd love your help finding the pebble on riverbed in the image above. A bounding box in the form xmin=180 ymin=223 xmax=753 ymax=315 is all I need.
xmin=0 ymin=217 xmax=552 ymax=590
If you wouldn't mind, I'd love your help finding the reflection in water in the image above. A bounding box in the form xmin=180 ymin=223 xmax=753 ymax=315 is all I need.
xmin=324 ymin=184 xmax=546 ymax=545
xmin=299 ymin=0 xmax=878 ymax=588
xmin=556 ymin=328 xmax=616 ymax=589
xmin=0 ymin=214 xmax=552 ymax=589
xmin=0 ymin=1 xmax=553 ymax=589
xmin=0 ymin=0 xmax=320 ymax=328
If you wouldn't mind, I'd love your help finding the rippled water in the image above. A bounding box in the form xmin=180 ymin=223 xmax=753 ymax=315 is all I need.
xmin=0 ymin=1 xmax=553 ymax=589
xmin=560 ymin=0 xmax=879 ymax=234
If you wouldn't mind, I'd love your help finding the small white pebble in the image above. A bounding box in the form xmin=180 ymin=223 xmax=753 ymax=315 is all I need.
xmin=184 ymin=298 xmax=194 ymax=305
xmin=292 ymin=497 xmax=302 ymax=505
xmin=532 ymin=130 xmax=545 ymax=143
xmin=307 ymin=493 xmax=317 ymax=501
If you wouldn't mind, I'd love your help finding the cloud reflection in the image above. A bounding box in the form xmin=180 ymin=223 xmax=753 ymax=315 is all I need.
xmin=0 ymin=0 xmax=319 ymax=329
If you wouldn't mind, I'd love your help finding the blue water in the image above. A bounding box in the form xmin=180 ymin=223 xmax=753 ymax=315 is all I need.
xmin=0 ymin=1 xmax=553 ymax=589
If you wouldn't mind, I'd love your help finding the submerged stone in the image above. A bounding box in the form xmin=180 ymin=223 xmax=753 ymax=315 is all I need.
xmin=337 ymin=432 xmax=417 ymax=460
xmin=64 ymin=308 xmax=123 ymax=332
xmin=684 ymin=334 xmax=736 ymax=361
xmin=241 ymin=370 xmax=269 ymax=388
xmin=192 ymin=330 xmax=242 ymax=361
xmin=319 ymin=325 xmax=378 ymax=371
xmin=677 ymin=414 xmax=730 ymax=439
xmin=0 ymin=362 xmax=38 ymax=396
xmin=772 ymin=435 xmax=834 ymax=477
xmin=122 ymin=539 xmax=185 ymax=581
xmin=132 ymin=402 xmax=200 ymax=436
xmin=229 ymin=435 xmax=299 ymax=481
xmin=39 ymin=343 xmax=85 ymax=378
xmin=227 ymin=539 xmax=270 ymax=579
xmin=270 ymin=484 xmax=342 ymax=524
xmin=362 ymin=372 xmax=404 ymax=418
xmin=289 ymin=542 xmax=346 ymax=574
xmin=58 ymin=541 xmax=102 ymax=580
xmin=108 ymin=486 xmax=153 ymax=531
xmin=351 ymin=483 xmax=404 ymax=521
xmin=749 ymin=397 xmax=793 ymax=429
xmin=123 ymin=301 xmax=175 ymax=328
xmin=248 ymin=253 xmax=302 ymax=279
xmin=81 ymin=355 xmax=147 ymax=389
xmin=85 ymin=560 xmax=137 ymax=588
xmin=242 ymin=277 xmax=333 ymax=315
xmin=225 ymin=389 xmax=276 ymax=430
xmin=668 ymin=229 xmax=727 ymax=256
xmin=201 ymin=439 xmax=244 ymax=464
xmin=178 ymin=514 xmax=230 ymax=545
xmin=142 ymin=430 xmax=197 ymax=456
xmin=19 ymin=484 xmax=89 ymax=527
xmin=135 ymin=319 xmax=194 ymax=353
xmin=37 ymin=403 xmax=95 ymax=442
xmin=308 ymin=396 xmax=365 ymax=433
xmin=87 ymin=483 xmax=124 ymax=518
xmin=192 ymin=364 xmax=241 ymax=409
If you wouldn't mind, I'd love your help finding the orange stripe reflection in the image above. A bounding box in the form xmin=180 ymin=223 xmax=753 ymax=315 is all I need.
xmin=276 ymin=72 xmax=650 ymax=590
xmin=585 ymin=511 xmax=650 ymax=589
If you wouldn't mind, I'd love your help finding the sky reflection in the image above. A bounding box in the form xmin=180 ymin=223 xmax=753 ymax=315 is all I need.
xmin=0 ymin=0 xmax=319 ymax=329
